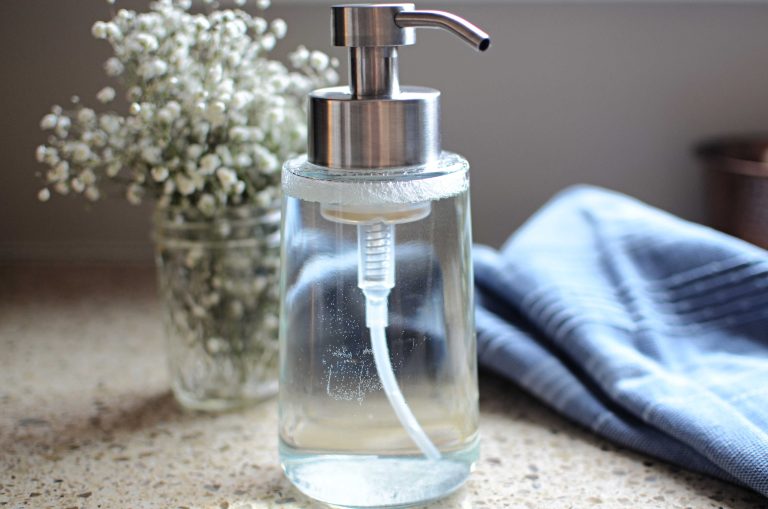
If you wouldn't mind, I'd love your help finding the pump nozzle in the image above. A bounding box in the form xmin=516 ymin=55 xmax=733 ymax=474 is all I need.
xmin=395 ymin=10 xmax=491 ymax=52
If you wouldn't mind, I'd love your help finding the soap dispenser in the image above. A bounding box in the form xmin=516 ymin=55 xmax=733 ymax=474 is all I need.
xmin=278 ymin=4 xmax=490 ymax=507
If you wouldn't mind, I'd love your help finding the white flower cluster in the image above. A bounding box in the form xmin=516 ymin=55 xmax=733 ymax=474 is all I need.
xmin=36 ymin=0 xmax=338 ymax=215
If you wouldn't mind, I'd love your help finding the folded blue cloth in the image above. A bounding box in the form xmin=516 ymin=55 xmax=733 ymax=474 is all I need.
xmin=474 ymin=185 xmax=768 ymax=497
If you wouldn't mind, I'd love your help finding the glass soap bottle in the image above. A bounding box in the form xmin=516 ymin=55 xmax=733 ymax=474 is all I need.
xmin=278 ymin=4 xmax=491 ymax=507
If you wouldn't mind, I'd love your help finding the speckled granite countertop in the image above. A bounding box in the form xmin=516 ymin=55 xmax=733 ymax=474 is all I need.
xmin=1 ymin=266 xmax=766 ymax=509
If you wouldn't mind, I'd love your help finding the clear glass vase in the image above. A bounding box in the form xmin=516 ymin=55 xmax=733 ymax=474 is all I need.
xmin=153 ymin=201 xmax=281 ymax=411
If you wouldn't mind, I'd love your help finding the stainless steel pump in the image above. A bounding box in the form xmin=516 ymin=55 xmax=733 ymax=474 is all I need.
xmin=308 ymin=4 xmax=491 ymax=169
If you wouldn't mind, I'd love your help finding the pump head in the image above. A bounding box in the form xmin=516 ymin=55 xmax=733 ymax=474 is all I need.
xmin=308 ymin=4 xmax=491 ymax=169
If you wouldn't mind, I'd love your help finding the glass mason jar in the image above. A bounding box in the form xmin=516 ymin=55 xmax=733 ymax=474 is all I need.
xmin=278 ymin=153 xmax=479 ymax=508
xmin=154 ymin=201 xmax=281 ymax=411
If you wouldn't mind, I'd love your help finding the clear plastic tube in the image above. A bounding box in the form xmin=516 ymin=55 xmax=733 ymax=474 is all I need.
xmin=369 ymin=323 xmax=441 ymax=460
xmin=358 ymin=222 xmax=441 ymax=461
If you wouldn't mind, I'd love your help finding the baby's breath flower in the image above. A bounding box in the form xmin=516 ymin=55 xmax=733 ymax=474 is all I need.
xmin=205 ymin=101 xmax=227 ymax=125
xmin=226 ymin=20 xmax=247 ymax=38
xmin=140 ymin=58 xmax=167 ymax=79
xmin=234 ymin=153 xmax=252 ymax=168
xmin=142 ymin=146 xmax=162 ymax=165
xmin=43 ymin=147 xmax=60 ymax=165
xmin=78 ymin=108 xmax=96 ymax=124
xmin=37 ymin=188 xmax=51 ymax=202
xmin=92 ymin=21 xmax=109 ymax=39
xmin=216 ymin=167 xmax=237 ymax=190
xmin=46 ymin=164 xmax=66 ymax=184
xmin=197 ymin=193 xmax=216 ymax=216
xmin=40 ymin=114 xmax=58 ymax=130
xmin=157 ymin=108 xmax=174 ymax=124
xmin=324 ymin=68 xmax=339 ymax=84
xmin=103 ymin=22 xmax=122 ymax=40
xmin=161 ymin=101 xmax=181 ymax=120
xmin=35 ymin=145 xmax=47 ymax=163
xmin=34 ymin=0 xmax=337 ymax=213
xmin=104 ymin=58 xmax=123 ymax=76
xmin=271 ymin=19 xmax=287 ymax=39
xmin=152 ymin=166 xmax=169 ymax=182
xmin=309 ymin=51 xmax=330 ymax=71
xmin=100 ymin=114 xmax=121 ymax=133
xmin=256 ymin=0 xmax=270 ymax=9
xmin=54 ymin=116 xmax=71 ymax=137
xmin=71 ymin=143 xmax=91 ymax=163
xmin=200 ymin=154 xmax=221 ymax=175
xmin=260 ymin=33 xmax=276 ymax=52
xmin=80 ymin=169 xmax=97 ymax=186
xmin=289 ymin=46 xmax=310 ymax=68
xmin=139 ymin=103 xmax=155 ymax=122
xmin=193 ymin=16 xmax=210 ymax=31
xmin=106 ymin=162 xmax=121 ymax=177
xmin=215 ymin=145 xmax=233 ymax=166
xmin=126 ymin=183 xmax=144 ymax=204
xmin=135 ymin=33 xmax=159 ymax=52
xmin=252 ymin=17 xmax=267 ymax=35
xmin=186 ymin=144 xmax=204 ymax=160
xmin=96 ymin=87 xmax=116 ymax=103
xmin=250 ymin=127 xmax=265 ymax=142
xmin=254 ymin=145 xmax=278 ymax=173
xmin=229 ymin=126 xmax=249 ymax=142
xmin=127 ymin=86 xmax=142 ymax=101
xmin=231 ymin=91 xmax=253 ymax=109
xmin=176 ymin=175 xmax=196 ymax=196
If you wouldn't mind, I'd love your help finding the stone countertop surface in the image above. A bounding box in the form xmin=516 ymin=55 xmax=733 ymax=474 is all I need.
xmin=1 ymin=266 xmax=766 ymax=509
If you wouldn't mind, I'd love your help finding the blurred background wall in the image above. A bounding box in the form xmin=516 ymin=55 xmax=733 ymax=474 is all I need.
xmin=2 ymin=1 xmax=768 ymax=263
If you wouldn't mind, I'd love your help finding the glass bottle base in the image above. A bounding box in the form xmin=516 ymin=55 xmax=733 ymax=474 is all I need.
xmin=279 ymin=438 xmax=479 ymax=508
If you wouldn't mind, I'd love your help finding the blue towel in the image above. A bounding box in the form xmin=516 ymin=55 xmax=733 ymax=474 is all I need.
xmin=474 ymin=186 xmax=768 ymax=497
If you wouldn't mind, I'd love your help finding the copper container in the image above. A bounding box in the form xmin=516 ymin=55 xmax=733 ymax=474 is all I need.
xmin=696 ymin=137 xmax=768 ymax=249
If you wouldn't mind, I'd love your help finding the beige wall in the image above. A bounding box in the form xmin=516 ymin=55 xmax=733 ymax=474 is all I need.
xmin=3 ymin=1 xmax=768 ymax=262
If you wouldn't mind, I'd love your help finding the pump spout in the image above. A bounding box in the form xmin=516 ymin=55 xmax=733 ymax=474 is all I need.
xmin=395 ymin=10 xmax=491 ymax=52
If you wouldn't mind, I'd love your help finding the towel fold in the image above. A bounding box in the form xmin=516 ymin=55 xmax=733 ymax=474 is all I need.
xmin=474 ymin=185 xmax=768 ymax=497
